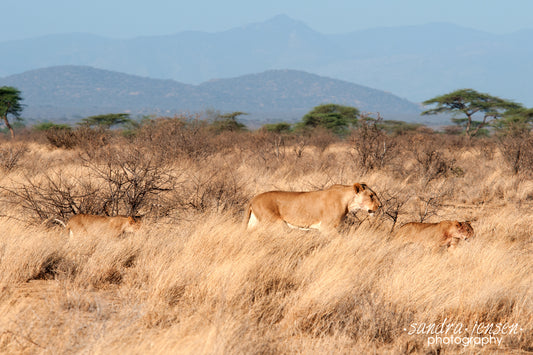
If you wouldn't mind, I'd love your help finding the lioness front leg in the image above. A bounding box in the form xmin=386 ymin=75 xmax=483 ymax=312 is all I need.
xmin=318 ymin=220 xmax=341 ymax=236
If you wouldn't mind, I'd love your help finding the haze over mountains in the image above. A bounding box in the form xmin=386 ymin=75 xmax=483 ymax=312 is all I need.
xmin=0 ymin=66 xmax=422 ymax=125
xmin=0 ymin=14 xmax=531 ymax=124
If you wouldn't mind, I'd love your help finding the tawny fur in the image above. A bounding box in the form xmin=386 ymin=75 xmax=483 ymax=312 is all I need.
xmin=394 ymin=220 xmax=474 ymax=250
xmin=244 ymin=183 xmax=381 ymax=233
xmin=65 ymin=214 xmax=142 ymax=238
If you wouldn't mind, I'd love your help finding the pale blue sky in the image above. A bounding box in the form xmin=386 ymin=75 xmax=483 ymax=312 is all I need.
xmin=3 ymin=0 xmax=532 ymax=41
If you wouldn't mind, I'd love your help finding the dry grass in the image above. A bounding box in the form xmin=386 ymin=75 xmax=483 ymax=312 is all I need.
xmin=0 ymin=127 xmax=531 ymax=354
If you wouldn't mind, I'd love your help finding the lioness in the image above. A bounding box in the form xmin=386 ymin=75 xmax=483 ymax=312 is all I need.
xmin=63 ymin=214 xmax=142 ymax=238
xmin=394 ymin=220 xmax=474 ymax=251
xmin=244 ymin=183 xmax=381 ymax=233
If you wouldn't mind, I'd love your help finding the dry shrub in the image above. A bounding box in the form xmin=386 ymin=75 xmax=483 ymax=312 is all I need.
xmin=210 ymin=130 xmax=251 ymax=152
xmin=292 ymin=135 xmax=308 ymax=159
xmin=306 ymin=128 xmax=340 ymax=153
xmin=402 ymin=134 xmax=463 ymax=183
xmin=44 ymin=128 xmax=77 ymax=149
xmin=377 ymin=185 xmax=413 ymax=232
xmin=45 ymin=126 xmax=111 ymax=149
xmin=172 ymin=163 xmax=248 ymax=216
xmin=350 ymin=118 xmax=397 ymax=173
xmin=245 ymin=130 xmax=336 ymax=177
xmin=79 ymin=144 xmax=176 ymax=216
xmin=4 ymin=144 xmax=176 ymax=222
xmin=415 ymin=187 xmax=447 ymax=222
xmin=498 ymin=132 xmax=533 ymax=176
xmin=135 ymin=115 xmax=216 ymax=161
xmin=249 ymin=130 xmax=290 ymax=166
xmin=3 ymin=170 xmax=104 ymax=222
xmin=475 ymin=137 xmax=498 ymax=160
xmin=0 ymin=143 xmax=27 ymax=172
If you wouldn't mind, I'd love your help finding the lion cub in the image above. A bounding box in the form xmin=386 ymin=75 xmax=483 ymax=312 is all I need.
xmin=65 ymin=214 xmax=142 ymax=238
xmin=394 ymin=220 xmax=474 ymax=251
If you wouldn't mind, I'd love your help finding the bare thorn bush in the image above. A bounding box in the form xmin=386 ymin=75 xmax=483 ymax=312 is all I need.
xmin=0 ymin=143 xmax=27 ymax=172
xmin=350 ymin=114 xmax=397 ymax=173
xmin=306 ymin=128 xmax=339 ymax=153
xmin=293 ymin=136 xmax=308 ymax=158
xmin=415 ymin=182 xmax=451 ymax=222
xmin=250 ymin=131 xmax=289 ymax=166
xmin=378 ymin=186 xmax=413 ymax=232
xmin=45 ymin=126 xmax=111 ymax=150
xmin=3 ymin=171 xmax=102 ymax=223
xmin=173 ymin=165 xmax=247 ymax=216
xmin=44 ymin=128 xmax=77 ymax=149
xmin=404 ymin=134 xmax=462 ymax=183
xmin=4 ymin=145 xmax=176 ymax=223
xmin=79 ymin=145 xmax=176 ymax=216
xmin=135 ymin=115 xmax=216 ymax=161
xmin=498 ymin=132 xmax=533 ymax=176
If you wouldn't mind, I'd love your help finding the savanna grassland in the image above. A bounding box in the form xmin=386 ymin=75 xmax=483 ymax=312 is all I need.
xmin=0 ymin=117 xmax=531 ymax=354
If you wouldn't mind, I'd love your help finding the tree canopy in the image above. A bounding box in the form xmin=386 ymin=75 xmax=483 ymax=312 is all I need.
xmin=33 ymin=122 xmax=72 ymax=131
xmin=261 ymin=122 xmax=292 ymax=133
xmin=79 ymin=113 xmax=132 ymax=129
xmin=299 ymin=104 xmax=359 ymax=135
xmin=0 ymin=86 xmax=24 ymax=138
xmin=210 ymin=111 xmax=248 ymax=133
xmin=422 ymin=89 xmax=522 ymax=138
xmin=494 ymin=107 xmax=533 ymax=136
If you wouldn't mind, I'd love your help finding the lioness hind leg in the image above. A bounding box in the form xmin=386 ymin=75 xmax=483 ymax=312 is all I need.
xmin=247 ymin=210 xmax=260 ymax=229
xmin=248 ymin=208 xmax=291 ymax=230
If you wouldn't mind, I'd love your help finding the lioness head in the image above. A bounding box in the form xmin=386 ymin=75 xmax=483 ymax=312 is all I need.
xmin=451 ymin=221 xmax=474 ymax=241
xmin=349 ymin=183 xmax=381 ymax=215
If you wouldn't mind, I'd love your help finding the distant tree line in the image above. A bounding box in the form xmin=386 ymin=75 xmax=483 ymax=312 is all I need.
xmin=1 ymin=85 xmax=532 ymax=139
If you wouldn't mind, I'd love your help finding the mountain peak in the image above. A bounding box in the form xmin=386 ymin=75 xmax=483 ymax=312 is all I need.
xmin=243 ymin=14 xmax=316 ymax=33
xmin=266 ymin=14 xmax=301 ymax=25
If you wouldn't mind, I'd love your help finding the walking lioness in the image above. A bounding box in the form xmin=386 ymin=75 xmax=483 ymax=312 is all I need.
xmin=63 ymin=214 xmax=142 ymax=238
xmin=394 ymin=220 xmax=474 ymax=251
xmin=245 ymin=183 xmax=381 ymax=233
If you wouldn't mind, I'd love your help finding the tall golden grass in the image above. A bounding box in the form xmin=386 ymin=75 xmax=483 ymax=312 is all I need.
xmin=0 ymin=126 xmax=531 ymax=354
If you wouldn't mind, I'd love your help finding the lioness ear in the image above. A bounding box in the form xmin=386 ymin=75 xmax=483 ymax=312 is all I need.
xmin=353 ymin=183 xmax=364 ymax=193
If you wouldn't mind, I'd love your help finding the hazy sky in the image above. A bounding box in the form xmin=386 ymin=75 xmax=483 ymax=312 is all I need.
xmin=3 ymin=0 xmax=532 ymax=41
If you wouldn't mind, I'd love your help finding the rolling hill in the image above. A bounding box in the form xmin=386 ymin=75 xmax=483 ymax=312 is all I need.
xmin=0 ymin=15 xmax=531 ymax=107
xmin=0 ymin=66 xmax=423 ymax=124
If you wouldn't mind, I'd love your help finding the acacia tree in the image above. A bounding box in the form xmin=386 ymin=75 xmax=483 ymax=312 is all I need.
xmin=0 ymin=86 xmax=24 ymax=139
xmin=299 ymin=104 xmax=359 ymax=135
xmin=210 ymin=111 xmax=248 ymax=132
xmin=79 ymin=113 xmax=132 ymax=129
xmin=494 ymin=107 xmax=533 ymax=136
xmin=422 ymin=89 xmax=522 ymax=138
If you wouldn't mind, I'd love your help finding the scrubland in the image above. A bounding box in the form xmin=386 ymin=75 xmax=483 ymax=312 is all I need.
xmin=0 ymin=118 xmax=531 ymax=354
